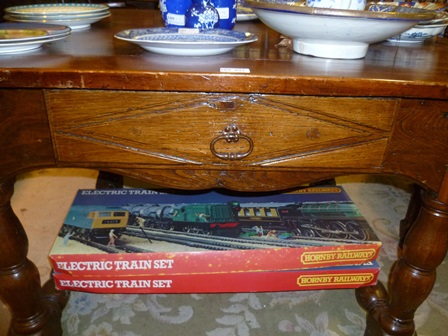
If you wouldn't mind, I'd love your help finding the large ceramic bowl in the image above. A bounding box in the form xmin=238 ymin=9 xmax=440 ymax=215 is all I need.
xmin=244 ymin=0 xmax=435 ymax=59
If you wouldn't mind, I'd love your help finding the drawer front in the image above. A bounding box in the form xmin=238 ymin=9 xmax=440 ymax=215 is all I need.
xmin=46 ymin=90 xmax=397 ymax=168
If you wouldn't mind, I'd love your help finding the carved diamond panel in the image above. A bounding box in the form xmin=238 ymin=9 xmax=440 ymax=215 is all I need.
xmin=47 ymin=90 xmax=396 ymax=169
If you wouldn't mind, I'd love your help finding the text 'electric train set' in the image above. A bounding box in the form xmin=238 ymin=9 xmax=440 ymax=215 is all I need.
xmin=61 ymin=199 xmax=371 ymax=243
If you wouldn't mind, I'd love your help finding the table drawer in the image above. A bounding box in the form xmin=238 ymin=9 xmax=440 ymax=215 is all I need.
xmin=46 ymin=90 xmax=397 ymax=169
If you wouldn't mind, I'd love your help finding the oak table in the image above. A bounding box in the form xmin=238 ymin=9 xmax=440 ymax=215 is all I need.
xmin=1 ymin=8 xmax=448 ymax=336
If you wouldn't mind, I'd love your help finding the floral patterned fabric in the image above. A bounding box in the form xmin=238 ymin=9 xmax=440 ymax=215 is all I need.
xmin=61 ymin=177 xmax=448 ymax=336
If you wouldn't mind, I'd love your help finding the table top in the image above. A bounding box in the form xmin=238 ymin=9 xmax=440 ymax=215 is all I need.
xmin=1 ymin=8 xmax=448 ymax=99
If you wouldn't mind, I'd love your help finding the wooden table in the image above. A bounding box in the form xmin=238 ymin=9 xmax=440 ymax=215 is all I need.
xmin=1 ymin=8 xmax=448 ymax=336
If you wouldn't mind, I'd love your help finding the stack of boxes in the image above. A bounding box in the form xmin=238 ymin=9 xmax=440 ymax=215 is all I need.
xmin=49 ymin=186 xmax=382 ymax=294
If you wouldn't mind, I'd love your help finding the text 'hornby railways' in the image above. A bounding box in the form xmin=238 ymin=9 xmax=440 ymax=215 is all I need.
xmin=297 ymin=273 xmax=374 ymax=286
xmin=301 ymin=249 xmax=376 ymax=264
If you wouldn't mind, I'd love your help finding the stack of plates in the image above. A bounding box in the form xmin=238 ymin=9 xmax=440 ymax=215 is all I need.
xmin=0 ymin=22 xmax=71 ymax=54
xmin=4 ymin=3 xmax=110 ymax=31
xmin=388 ymin=10 xmax=448 ymax=43
xmin=236 ymin=4 xmax=258 ymax=21
xmin=367 ymin=1 xmax=448 ymax=43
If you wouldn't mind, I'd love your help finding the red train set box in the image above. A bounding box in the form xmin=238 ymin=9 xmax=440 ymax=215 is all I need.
xmin=49 ymin=186 xmax=382 ymax=283
xmin=53 ymin=260 xmax=380 ymax=294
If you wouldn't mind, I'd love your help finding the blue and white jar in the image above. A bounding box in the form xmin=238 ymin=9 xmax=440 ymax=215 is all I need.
xmin=185 ymin=0 xmax=220 ymax=30
xmin=211 ymin=0 xmax=236 ymax=30
xmin=160 ymin=0 xmax=193 ymax=28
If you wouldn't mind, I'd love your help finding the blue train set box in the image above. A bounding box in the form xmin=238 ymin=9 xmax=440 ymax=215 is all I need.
xmin=49 ymin=186 xmax=382 ymax=278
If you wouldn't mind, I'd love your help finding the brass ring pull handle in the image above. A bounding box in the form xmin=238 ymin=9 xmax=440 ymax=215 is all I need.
xmin=210 ymin=123 xmax=254 ymax=160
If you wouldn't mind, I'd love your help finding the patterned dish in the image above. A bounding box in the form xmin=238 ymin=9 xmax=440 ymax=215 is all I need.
xmin=4 ymin=3 xmax=110 ymax=30
xmin=0 ymin=28 xmax=48 ymax=41
xmin=4 ymin=12 xmax=111 ymax=31
xmin=0 ymin=22 xmax=70 ymax=54
xmin=114 ymin=28 xmax=258 ymax=56
xmin=388 ymin=22 xmax=448 ymax=43
xmin=4 ymin=3 xmax=109 ymax=16
xmin=237 ymin=4 xmax=258 ymax=21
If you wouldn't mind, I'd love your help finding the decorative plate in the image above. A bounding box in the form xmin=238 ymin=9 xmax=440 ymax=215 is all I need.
xmin=114 ymin=28 xmax=258 ymax=56
xmin=0 ymin=35 xmax=68 ymax=54
xmin=5 ymin=3 xmax=109 ymax=16
xmin=0 ymin=28 xmax=48 ymax=41
xmin=0 ymin=22 xmax=70 ymax=41
xmin=419 ymin=11 xmax=448 ymax=25
xmin=237 ymin=5 xmax=258 ymax=21
xmin=387 ymin=22 xmax=448 ymax=43
xmin=4 ymin=12 xmax=111 ymax=30
xmin=7 ymin=10 xmax=110 ymax=20
xmin=0 ymin=22 xmax=70 ymax=54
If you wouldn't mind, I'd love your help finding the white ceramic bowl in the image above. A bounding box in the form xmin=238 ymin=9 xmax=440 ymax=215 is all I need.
xmin=388 ymin=22 xmax=448 ymax=43
xmin=244 ymin=0 xmax=435 ymax=59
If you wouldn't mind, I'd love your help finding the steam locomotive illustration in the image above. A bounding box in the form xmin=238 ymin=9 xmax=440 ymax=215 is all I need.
xmin=125 ymin=200 xmax=370 ymax=240
xmin=61 ymin=205 xmax=131 ymax=241
xmin=125 ymin=201 xmax=242 ymax=236
xmin=238 ymin=202 xmax=369 ymax=240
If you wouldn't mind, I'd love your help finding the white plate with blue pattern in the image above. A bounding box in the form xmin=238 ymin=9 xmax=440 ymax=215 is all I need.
xmin=114 ymin=28 xmax=258 ymax=56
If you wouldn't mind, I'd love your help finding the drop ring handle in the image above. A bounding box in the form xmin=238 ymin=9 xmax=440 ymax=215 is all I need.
xmin=210 ymin=123 xmax=254 ymax=160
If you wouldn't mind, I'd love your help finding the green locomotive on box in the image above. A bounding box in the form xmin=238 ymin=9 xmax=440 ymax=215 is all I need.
xmin=171 ymin=201 xmax=241 ymax=235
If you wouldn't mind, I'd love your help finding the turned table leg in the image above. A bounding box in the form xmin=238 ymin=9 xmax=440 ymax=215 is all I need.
xmin=0 ymin=178 xmax=68 ymax=336
xmin=398 ymin=184 xmax=422 ymax=248
xmin=356 ymin=188 xmax=448 ymax=336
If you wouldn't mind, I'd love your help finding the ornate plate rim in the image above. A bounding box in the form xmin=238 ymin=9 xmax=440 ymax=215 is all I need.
xmin=4 ymin=13 xmax=111 ymax=25
xmin=0 ymin=33 xmax=69 ymax=54
xmin=244 ymin=0 xmax=436 ymax=21
xmin=0 ymin=28 xmax=49 ymax=42
xmin=0 ymin=22 xmax=71 ymax=43
xmin=5 ymin=3 xmax=109 ymax=16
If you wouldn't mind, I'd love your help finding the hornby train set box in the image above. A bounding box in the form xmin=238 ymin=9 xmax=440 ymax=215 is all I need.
xmin=49 ymin=186 xmax=382 ymax=284
xmin=53 ymin=260 xmax=380 ymax=294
